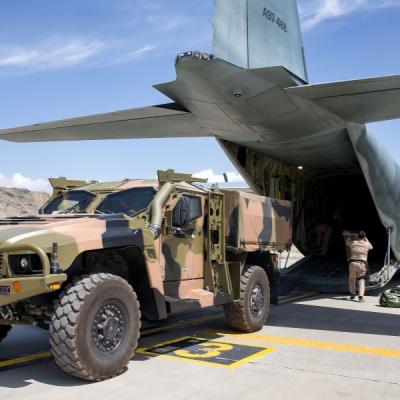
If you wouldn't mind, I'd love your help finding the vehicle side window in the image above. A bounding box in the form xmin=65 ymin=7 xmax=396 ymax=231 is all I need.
xmin=97 ymin=187 xmax=156 ymax=215
xmin=172 ymin=196 xmax=202 ymax=227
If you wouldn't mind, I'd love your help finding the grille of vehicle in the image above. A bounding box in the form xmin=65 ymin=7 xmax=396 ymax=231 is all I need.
xmin=0 ymin=254 xmax=6 ymax=277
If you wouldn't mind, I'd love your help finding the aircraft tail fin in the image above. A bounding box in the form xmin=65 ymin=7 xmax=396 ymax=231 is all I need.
xmin=213 ymin=0 xmax=308 ymax=83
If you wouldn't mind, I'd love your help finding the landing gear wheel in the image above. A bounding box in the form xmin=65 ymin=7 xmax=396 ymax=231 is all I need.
xmin=0 ymin=325 xmax=12 ymax=343
xmin=223 ymin=265 xmax=270 ymax=332
xmin=49 ymin=273 xmax=141 ymax=381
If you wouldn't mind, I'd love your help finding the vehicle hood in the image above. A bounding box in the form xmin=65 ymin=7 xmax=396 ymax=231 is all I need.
xmin=0 ymin=215 xmax=145 ymax=269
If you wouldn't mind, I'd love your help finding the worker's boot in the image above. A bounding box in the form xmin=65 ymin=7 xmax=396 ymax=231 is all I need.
xmin=349 ymin=294 xmax=356 ymax=300
xmin=358 ymin=296 xmax=366 ymax=303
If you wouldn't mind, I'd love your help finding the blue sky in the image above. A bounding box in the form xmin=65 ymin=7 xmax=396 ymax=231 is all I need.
xmin=0 ymin=0 xmax=400 ymax=191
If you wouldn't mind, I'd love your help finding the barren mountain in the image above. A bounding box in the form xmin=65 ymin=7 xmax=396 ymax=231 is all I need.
xmin=0 ymin=188 xmax=50 ymax=218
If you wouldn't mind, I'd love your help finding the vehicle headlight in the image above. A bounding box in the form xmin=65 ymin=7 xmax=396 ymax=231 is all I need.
xmin=8 ymin=254 xmax=43 ymax=275
xmin=20 ymin=257 xmax=30 ymax=271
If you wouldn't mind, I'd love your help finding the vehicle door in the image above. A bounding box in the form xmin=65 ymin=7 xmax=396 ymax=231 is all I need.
xmin=161 ymin=194 xmax=205 ymax=284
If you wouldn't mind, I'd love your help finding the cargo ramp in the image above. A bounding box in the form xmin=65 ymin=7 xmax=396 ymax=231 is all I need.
xmin=279 ymin=238 xmax=400 ymax=295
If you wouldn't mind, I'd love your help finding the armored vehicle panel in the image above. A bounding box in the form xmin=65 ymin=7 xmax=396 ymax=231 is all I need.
xmin=224 ymin=190 xmax=292 ymax=252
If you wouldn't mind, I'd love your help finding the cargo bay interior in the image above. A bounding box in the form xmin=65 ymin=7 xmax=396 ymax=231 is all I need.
xmin=216 ymin=141 xmax=394 ymax=292
xmin=268 ymin=166 xmax=388 ymax=288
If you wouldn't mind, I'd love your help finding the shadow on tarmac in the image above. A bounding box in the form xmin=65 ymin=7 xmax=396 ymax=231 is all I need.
xmin=267 ymin=297 xmax=400 ymax=337
xmin=0 ymin=359 xmax=88 ymax=388
xmin=0 ymin=348 xmax=156 ymax=388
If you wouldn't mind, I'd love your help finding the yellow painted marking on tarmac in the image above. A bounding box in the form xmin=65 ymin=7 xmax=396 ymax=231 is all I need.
xmin=278 ymin=291 xmax=319 ymax=305
xmin=175 ymin=342 xmax=234 ymax=359
xmin=0 ymin=351 xmax=52 ymax=368
xmin=138 ymin=336 xmax=275 ymax=369
xmin=217 ymin=332 xmax=400 ymax=360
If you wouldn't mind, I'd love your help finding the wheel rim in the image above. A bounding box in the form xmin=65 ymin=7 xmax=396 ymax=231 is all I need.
xmin=91 ymin=300 xmax=127 ymax=356
xmin=250 ymin=283 xmax=264 ymax=317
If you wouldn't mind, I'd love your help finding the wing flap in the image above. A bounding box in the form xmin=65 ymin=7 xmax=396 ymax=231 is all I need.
xmin=0 ymin=103 xmax=208 ymax=142
xmin=286 ymin=75 xmax=400 ymax=123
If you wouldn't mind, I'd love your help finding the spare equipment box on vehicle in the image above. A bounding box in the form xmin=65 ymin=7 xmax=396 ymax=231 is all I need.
xmin=223 ymin=190 xmax=292 ymax=252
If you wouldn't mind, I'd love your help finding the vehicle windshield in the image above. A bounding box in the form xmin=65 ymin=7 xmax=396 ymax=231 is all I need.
xmin=96 ymin=187 xmax=156 ymax=215
xmin=40 ymin=190 xmax=96 ymax=214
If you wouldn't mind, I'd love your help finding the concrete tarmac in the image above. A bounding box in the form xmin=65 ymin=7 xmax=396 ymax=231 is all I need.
xmin=0 ymin=287 xmax=399 ymax=400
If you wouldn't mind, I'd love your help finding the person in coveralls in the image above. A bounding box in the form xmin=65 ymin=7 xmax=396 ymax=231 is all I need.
xmin=343 ymin=230 xmax=373 ymax=303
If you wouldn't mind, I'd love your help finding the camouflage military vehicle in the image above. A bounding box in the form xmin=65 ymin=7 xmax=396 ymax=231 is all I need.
xmin=0 ymin=170 xmax=292 ymax=381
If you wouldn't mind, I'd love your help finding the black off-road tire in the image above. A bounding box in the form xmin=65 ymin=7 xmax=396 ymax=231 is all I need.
xmin=49 ymin=273 xmax=141 ymax=381
xmin=0 ymin=325 xmax=12 ymax=343
xmin=224 ymin=265 xmax=270 ymax=332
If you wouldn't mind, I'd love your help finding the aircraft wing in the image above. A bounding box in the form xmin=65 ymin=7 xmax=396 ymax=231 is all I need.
xmin=286 ymin=75 xmax=400 ymax=124
xmin=0 ymin=103 xmax=208 ymax=142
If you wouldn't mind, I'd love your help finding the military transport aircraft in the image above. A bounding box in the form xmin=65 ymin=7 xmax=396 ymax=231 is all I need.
xmin=1 ymin=0 xmax=399 ymax=292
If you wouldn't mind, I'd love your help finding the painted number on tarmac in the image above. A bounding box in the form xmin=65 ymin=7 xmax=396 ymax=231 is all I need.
xmin=138 ymin=337 xmax=274 ymax=368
